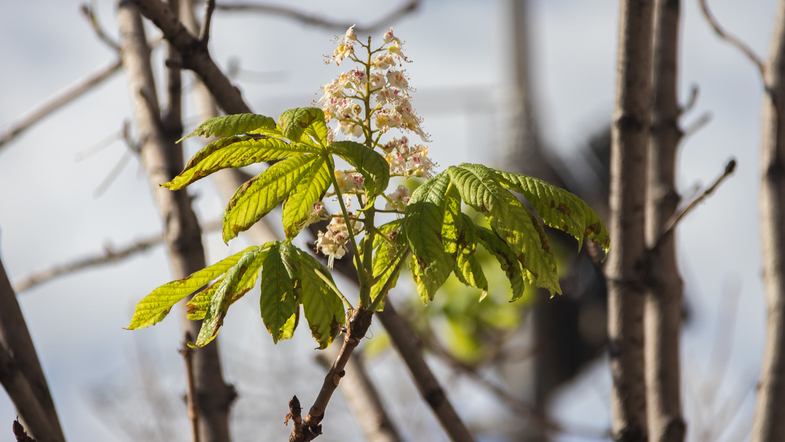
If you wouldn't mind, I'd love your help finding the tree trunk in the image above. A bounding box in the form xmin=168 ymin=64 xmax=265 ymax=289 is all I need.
xmin=644 ymin=1 xmax=685 ymax=441
xmin=607 ymin=0 xmax=654 ymax=440
xmin=752 ymin=1 xmax=785 ymax=441
xmin=0 ymin=256 xmax=66 ymax=442
xmin=117 ymin=3 xmax=235 ymax=442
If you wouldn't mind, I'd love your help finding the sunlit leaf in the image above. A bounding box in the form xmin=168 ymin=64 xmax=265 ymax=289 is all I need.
xmin=127 ymin=247 xmax=256 ymax=329
xmin=260 ymin=242 xmax=300 ymax=343
xmin=222 ymin=154 xmax=319 ymax=243
xmin=329 ymin=141 xmax=391 ymax=197
xmin=179 ymin=113 xmax=276 ymax=142
xmin=493 ymin=168 xmax=610 ymax=255
xmin=194 ymin=247 xmax=267 ymax=347
xmin=279 ymin=108 xmax=328 ymax=146
xmin=403 ymin=173 xmax=455 ymax=302
xmin=164 ymin=136 xmax=319 ymax=190
xmin=296 ymin=250 xmax=345 ymax=348
xmin=281 ymin=156 xmax=331 ymax=239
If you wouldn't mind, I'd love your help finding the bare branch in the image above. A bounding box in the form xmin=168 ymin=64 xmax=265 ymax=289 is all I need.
xmin=607 ymin=1 xmax=655 ymax=439
xmin=679 ymin=84 xmax=699 ymax=116
xmin=214 ymin=0 xmax=421 ymax=34
xmin=681 ymin=111 xmax=712 ymax=140
xmin=315 ymin=348 xmax=402 ymax=442
xmin=698 ymin=0 xmax=765 ymax=78
xmin=0 ymin=257 xmax=65 ymax=442
xmin=13 ymin=220 xmax=221 ymax=293
xmin=117 ymin=5 xmax=236 ymax=441
xmin=198 ymin=0 xmax=216 ymax=43
xmin=655 ymin=158 xmax=736 ymax=245
xmin=81 ymin=1 xmax=121 ymax=51
xmin=180 ymin=332 xmax=200 ymax=442
xmin=0 ymin=60 xmax=122 ymax=151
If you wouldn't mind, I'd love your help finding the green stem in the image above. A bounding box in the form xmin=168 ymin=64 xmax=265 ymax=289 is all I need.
xmin=326 ymin=155 xmax=364 ymax=283
xmin=314 ymin=267 xmax=354 ymax=311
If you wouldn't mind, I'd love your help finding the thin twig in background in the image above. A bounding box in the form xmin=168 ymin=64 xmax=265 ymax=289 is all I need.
xmin=655 ymin=158 xmax=736 ymax=247
xmin=698 ymin=0 xmax=765 ymax=77
xmin=0 ymin=60 xmax=122 ymax=151
xmin=81 ymin=1 xmax=121 ymax=51
xmin=180 ymin=332 xmax=201 ymax=442
xmin=214 ymin=0 xmax=421 ymax=34
xmin=681 ymin=111 xmax=713 ymax=140
xmin=198 ymin=0 xmax=216 ymax=43
xmin=13 ymin=220 xmax=221 ymax=293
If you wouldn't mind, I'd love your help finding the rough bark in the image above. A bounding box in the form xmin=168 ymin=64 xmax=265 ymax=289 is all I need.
xmin=607 ymin=0 xmax=654 ymax=440
xmin=117 ymin=3 xmax=235 ymax=442
xmin=752 ymin=1 xmax=785 ymax=441
xmin=0 ymin=256 xmax=66 ymax=442
xmin=644 ymin=1 xmax=685 ymax=441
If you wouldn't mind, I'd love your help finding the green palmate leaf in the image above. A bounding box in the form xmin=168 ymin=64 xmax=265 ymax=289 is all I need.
xmin=260 ymin=242 xmax=300 ymax=343
xmin=194 ymin=247 xmax=268 ymax=347
xmin=186 ymin=243 xmax=271 ymax=320
xmin=296 ymin=250 xmax=345 ymax=348
xmin=447 ymin=164 xmax=561 ymax=295
xmin=403 ymin=173 xmax=456 ymax=302
xmin=279 ymin=108 xmax=328 ymax=146
xmin=281 ymin=156 xmax=331 ymax=239
xmin=453 ymin=215 xmax=488 ymax=299
xmin=223 ymin=154 xmax=319 ymax=243
xmin=179 ymin=113 xmax=276 ymax=142
xmin=329 ymin=141 xmax=391 ymax=197
xmin=476 ymin=227 xmax=527 ymax=302
xmin=127 ymin=247 xmax=255 ymax=329
xmin=492 ymin=168 xmax=611 ymax=255
xmin=164 ymin=136 xmax=318 ymax=190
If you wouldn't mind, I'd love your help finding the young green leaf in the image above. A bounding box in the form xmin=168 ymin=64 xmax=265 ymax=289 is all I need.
xmin=194 ymin=247 xmax=267 ymax=347
xmin=186 ymin=243 xmax=271 ymax=320
xmin=475 ymin=227 xmax=527 ymax=302
xmin=403 ymin=173 xmax=456 ymax=302
xmin=222 ymin=154 xmax=319 ymax=243
xmin=452 ymin=215 xmax=488 ymax=299
xmin=179 ymin=113 xmax=276 ymax=142
xmin=370 ymin=224 xmax=408 ymax=310
xmin=281 ymin=156 xmax=331 ymax=239
xmin=127 ymin=247 xmax=256 ymax=329
xmin=329 ymin=141 xmax=391 ymax=197
xmin=492 ymin=168 xmax=610 ymax=255
xmin=296 ymin=250 xmax=345 ymax=348
xmin=164 ymin=136 xmax=319 ymax=190
xmin=260 ymin=242 xmax=300 ymax=343
xmin=447 ymin=164 xmax=561 ymax=295
xmin=278 ymin=108 xmax=328 ymax=145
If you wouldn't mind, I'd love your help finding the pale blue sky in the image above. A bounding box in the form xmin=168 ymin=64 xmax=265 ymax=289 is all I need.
xmin=0 ymin=1 xmax=777 ymax=440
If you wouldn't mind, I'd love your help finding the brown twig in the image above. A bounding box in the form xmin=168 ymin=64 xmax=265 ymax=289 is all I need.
xmin=288 ymin=308 xmax=375 ymax=442
xmin=13 ymin=220 xmax=221 ymax=293
xmin=81 ymin=1 xmax=121 ymax=51
xmin=314 ymin=348 xmax=402 ymax=442
xmin=180 ymin=332 xmax=201 ymax=442
xmin=214 ymin=0 xmax=421 ymax=34
xmin=654 ymin=158 xmax=736 ymax=247
xmin=698 ymin=0 xmax=765 ymax=77
xmin=285 ymin=396 xmax=305 ymax=440
xmin=681 ymin=111 xmax=713 ymax=139
xmin=0 ymin=60 xmax=122 ymax=151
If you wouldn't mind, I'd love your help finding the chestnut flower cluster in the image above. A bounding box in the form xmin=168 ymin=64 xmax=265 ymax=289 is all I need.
xmin=314 ymin=26 xmax=439 ymax=265
xmin=314 ymin=216 xmax=363 ymax=268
